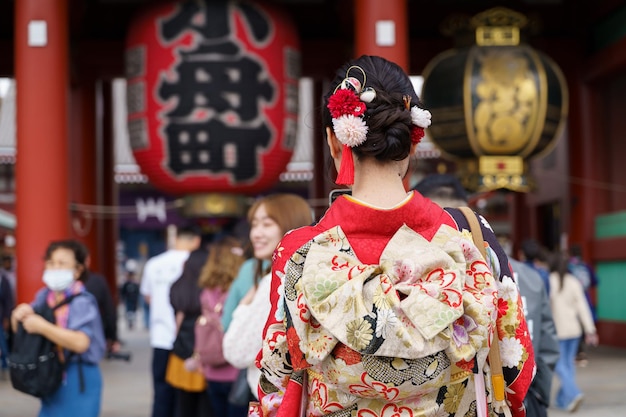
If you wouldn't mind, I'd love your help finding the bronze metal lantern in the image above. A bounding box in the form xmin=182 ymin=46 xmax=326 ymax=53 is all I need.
xmin=421 ymin=7 xmax=568 ymax=192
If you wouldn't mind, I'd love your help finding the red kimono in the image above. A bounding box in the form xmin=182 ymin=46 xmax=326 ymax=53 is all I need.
xmin=255 ymin=192 xmax=534 ymax=417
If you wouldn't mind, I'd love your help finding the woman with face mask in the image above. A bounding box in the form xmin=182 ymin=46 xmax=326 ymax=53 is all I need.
xmin=10 ymin=240 xmax=106 ymax=417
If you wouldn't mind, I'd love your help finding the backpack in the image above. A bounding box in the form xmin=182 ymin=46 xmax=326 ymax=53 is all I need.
xmin=194 ymin=288 xmax=228 ymax=367
xmin=568 ymin=260 xmax=591 ymax=290
xmin=8 ymin=292 xmax=82 ymax=398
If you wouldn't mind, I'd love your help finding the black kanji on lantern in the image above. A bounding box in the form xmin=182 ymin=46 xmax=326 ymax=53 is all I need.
xmin=157 ymin=0 xmax=275 ymax=182
xmin=159 ymin=54 xmax=273 ymax=120
xmin=165 ymin=120 xmax=271 ymax=180
xmin=160 ymin=0 xmax=270 ymax=42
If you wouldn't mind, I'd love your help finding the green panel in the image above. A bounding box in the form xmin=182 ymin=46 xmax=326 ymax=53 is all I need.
xmin=595 ymin=211 xmax=626 ymax=239
xmin=596 ymin=261 xmax=626 ymax=321
xmin=592 ymin=5 xmax=626 ymax=52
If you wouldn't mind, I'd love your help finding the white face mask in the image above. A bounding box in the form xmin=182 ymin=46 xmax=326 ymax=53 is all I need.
xmin=42 ymin=269 xmax=75 ymax=291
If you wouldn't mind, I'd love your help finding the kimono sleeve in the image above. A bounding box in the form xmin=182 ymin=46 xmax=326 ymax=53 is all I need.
xmin=446 ymin=208 xmax=536 ymax=416
xmin=479 ymin=215 xmax=536 ymax=416
xmin=256 ymin=231 xmax=312 ymax=410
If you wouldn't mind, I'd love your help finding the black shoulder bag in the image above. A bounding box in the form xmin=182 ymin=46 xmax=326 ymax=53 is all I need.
xmin=8 ymin=292 xmax=83 ymax=398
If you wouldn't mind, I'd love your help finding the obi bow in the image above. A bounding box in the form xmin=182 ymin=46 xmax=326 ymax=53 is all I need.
xmin=282 ymin=224 xmax=497 ymax=368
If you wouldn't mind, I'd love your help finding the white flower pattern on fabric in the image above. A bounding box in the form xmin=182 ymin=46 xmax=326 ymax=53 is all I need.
xmin=499 ymin=336 xmax=524 ymax=368
xmin=274 ymin=272 xmax=286 ymax=322
xmin=497 ymin=275 xmax=519 ymax=301
xmin=485 ymin=245 xmax=502 ymax=281
xmin=479 ymin=214 xmax=494 ymax=233
xmin=375 ymin=308 xmax=399 ymax=338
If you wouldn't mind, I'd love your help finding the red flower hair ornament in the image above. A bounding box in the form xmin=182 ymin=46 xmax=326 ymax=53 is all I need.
xmin=327 ymin=66 xmax=375 ymax=185
xmin=404 ymin=94 xmax=432 ymax=145
xmin=327 ymin=66 xmax=431 ymax=185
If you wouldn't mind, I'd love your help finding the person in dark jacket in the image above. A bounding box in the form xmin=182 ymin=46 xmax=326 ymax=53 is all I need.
xmin=169 ymin=248 xmax=213 ymax=417
xmin=0 ymin=271 xmax=14 ymax=376
xmin=120 ymin=269 xmax=140 ymax=330
xmin=520 ymin=238 xmax=551 ymax=296
xmin=415 ymin=174 xmax=559 ymax=417
xmin=510 ymin=258 xmax=560 ymax=416
xmin=69 ymin=241 xmax=120 ymax=353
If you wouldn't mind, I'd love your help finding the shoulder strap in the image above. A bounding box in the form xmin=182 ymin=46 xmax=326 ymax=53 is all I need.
xmin=50 ymin=291 xmax=86 ymax=392
xmin=457 ymin=207 xmax=507 ymax=407
xmin=52 ymin=292 xmax=83 ymax=311
xmin=458 ymin=207 xmax=487 ymax=259
xmin=202 ymin=288 xmax=225 ymax=315
xmin=213 ymin=289 xmax=227 ymax=315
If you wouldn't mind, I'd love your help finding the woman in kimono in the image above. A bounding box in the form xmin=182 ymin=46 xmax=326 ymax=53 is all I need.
xmin=255 ymin=55 xmax=535 ymax=417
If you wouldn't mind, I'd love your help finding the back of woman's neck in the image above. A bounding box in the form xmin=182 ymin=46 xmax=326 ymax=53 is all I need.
xmin=350 ymin=182 xmax=410 ymax=209
xmin=349 ymin=159 xmax=411 ymax=208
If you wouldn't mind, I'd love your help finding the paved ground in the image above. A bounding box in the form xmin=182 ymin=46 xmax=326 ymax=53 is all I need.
xmin=547 ymin=344 xmax=626 ymax=417
xmin=1 ymin=310 xmax=625 ymax=416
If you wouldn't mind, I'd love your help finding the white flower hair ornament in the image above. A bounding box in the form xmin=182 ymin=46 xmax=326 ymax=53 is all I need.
xmin=331 ymin=115 xmax=368 ymax=148
xmin=411 ymin=106 xmax=432 ymax=129
xmin=404 ymin=94 xmax=432 ymax=145
xmin=327 ymin=65 xmax=376 ymax=185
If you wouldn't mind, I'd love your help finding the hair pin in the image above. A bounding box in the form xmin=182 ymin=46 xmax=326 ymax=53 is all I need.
xmin=403 ymin=95 xmax=412 ymax=110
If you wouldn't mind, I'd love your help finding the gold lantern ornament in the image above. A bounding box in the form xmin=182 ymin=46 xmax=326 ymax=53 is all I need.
xmin=421 ymin=7 xmax=569 ymax=192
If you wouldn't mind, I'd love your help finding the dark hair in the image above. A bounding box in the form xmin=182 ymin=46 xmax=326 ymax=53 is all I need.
xmin=170 ymin=248 xmax=209 ymax=315
xmin=322 ymin=55 xmax=420 ymax=162
xmin=176 ymin=224 xmax=202 ymax=239
xmin=520 ymin=239 xmax=547 ymax=263
xmin=549 ymin=250 xmax=569 ymax=292
xmin=569 ymin=243 xmax=583 ymax=258
xmin=44 ymin=239 xmax=88 ymax=282
xmin=413 ymin=174 xmax=468 ymax=204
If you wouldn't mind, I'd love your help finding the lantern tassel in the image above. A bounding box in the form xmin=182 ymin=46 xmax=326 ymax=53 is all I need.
xmin=335 ymin=144 xmax=355 ymax=185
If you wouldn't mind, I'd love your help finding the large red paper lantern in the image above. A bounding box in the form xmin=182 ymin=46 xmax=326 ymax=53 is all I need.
xmin=125 ymin=0 xmax=300 ymax=195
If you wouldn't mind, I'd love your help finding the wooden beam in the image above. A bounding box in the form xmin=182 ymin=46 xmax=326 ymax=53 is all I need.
xmin=591 ymin=237 xmax=626 ymax=261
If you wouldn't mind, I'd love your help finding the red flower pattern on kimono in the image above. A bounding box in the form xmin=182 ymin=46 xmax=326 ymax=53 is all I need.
xmin=349 ymin=373 xmax=400 ymax=402
xmin=310 ymin=378 xmax=343 ymax=414
xmin=357 ymin=403 xmax=414 ymax=417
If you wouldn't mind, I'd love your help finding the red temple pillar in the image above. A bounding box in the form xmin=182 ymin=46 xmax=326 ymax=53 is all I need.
xmin=15 ymin=0 xmax=69 ymax=303
xmin=69 ymin=77 xmax=99 ymax=271
xmin=354 ymin=0 xmax=410 ymax=189
xmin=354 ymin=0 xmax=409 ymax=71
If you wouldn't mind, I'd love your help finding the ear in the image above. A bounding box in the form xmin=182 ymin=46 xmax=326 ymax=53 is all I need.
xmin=74 ymin=264 xmax=84 ymax=280
xmin=326 ymin=127 xmax=342 ymax=159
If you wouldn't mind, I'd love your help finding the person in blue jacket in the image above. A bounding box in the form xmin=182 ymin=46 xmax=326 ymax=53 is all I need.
xmin=11 ymin=240 xmax=106 ymax=417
